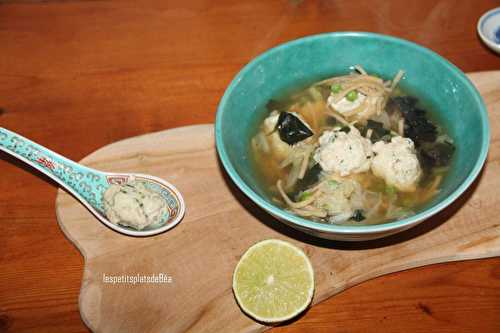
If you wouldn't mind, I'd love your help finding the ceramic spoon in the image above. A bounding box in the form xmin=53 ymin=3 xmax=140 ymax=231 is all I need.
xmin=0 ymin=127 xmax=185 ymax=237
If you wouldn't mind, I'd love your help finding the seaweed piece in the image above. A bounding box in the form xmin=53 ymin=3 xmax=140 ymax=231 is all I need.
xmin=276 ymin=112 xmax=314 ymax=145
xmin=357 ymin=120 xmax=390 ymax=143
xmin=387 ymin=96 xmax=437 ymax=145
xmin=386 ymin=96 xmax=418 ymax=115
xmin=403 ymin=108 xmax=437 ymax=145
xmin=351 ymin=209 xmax=366 ymax=222
xmin=366 ymin=120 xmax=391 ymax=143
xmin=339 ymin=126 xmax=351 ymax=133
xmin=418 ymin=141 xmax=455 ymax=169
xmin=293 ymin=163 xmax=322 ymax=194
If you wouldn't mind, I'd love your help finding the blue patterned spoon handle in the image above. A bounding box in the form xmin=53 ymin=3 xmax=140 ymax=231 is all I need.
xmin=0 ymin=127 xmax=108 ymax=212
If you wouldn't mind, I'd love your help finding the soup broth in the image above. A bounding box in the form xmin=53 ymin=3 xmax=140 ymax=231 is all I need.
xmin=250 ymin=66 xmax=455 ymax=226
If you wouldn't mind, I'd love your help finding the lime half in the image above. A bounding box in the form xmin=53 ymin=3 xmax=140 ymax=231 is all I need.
xmin=232 ymin=239 xmax=315 ymax=323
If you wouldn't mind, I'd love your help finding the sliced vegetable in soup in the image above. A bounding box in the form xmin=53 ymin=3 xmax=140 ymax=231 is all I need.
xmin=250 ymin=65 xmax=455 ymax=226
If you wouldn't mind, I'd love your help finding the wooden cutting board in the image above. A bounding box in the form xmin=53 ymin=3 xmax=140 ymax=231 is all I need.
xmin=55 ymin=71 xmax=500 ymax=333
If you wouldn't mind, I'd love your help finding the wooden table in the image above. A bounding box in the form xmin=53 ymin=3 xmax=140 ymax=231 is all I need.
xmin=1 ymin=1 xmax=499 ymax=332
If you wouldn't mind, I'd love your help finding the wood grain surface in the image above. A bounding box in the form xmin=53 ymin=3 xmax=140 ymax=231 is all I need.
xmin=54 ymin=70 xmax=500 ymax=333
xmin=1 ymin=1 xmax=500 ymax=332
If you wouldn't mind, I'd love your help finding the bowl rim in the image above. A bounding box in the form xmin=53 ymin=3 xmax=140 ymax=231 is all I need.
xmin=477 ymin=7 xmax=500 ymax=53
xmin=215 ymin=31 xmax=490 ymax=235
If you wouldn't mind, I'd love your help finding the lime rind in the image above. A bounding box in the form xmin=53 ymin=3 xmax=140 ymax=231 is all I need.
xmin=232 ymin=239 xmax=315 ymax=323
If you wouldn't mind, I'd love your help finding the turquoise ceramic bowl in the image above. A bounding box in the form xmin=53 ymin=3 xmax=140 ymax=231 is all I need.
xmin=215 ymin=32 xmax=489 ymax=241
